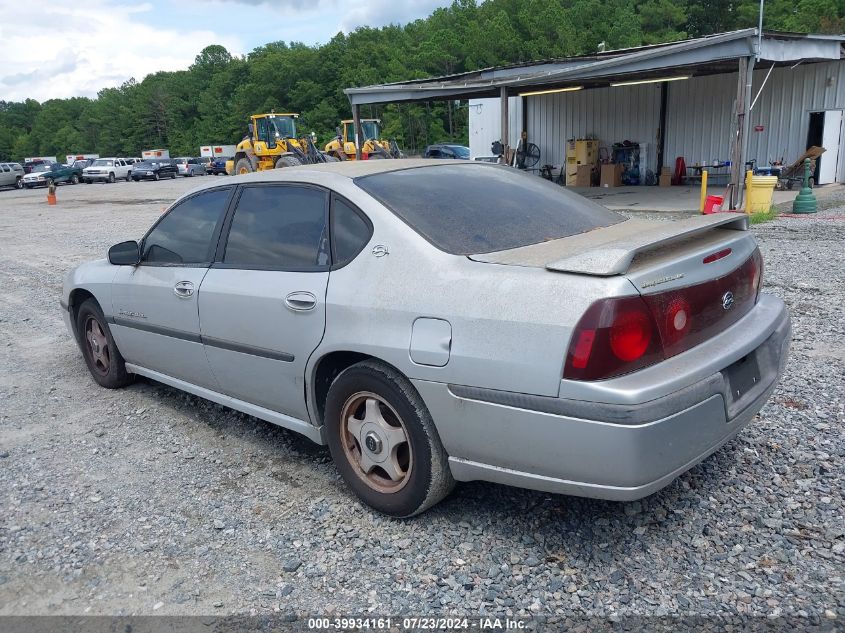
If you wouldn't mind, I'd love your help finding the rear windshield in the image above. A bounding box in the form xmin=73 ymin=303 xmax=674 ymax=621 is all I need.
xmin=356 ymin=164 xmax=624 ymax=255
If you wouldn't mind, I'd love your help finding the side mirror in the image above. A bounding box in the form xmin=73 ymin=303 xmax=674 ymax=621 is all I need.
xmin=248 ymin=122 xmax=254 ymax=135
xmin=108 ymin=240 xmax=140 ymax=266
xmin=336 ymin=127 xmax=342 ymax=137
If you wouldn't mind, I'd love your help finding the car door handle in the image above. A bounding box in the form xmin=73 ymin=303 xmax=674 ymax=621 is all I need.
xmin=173 ymin=281 xmax=195 ymax=298
xmin=285 ymin=291 xmax=317 ymax=311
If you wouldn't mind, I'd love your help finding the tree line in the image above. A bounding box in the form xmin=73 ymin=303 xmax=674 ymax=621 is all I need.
xmin=1 ymin=0 xmax=843 ymax=162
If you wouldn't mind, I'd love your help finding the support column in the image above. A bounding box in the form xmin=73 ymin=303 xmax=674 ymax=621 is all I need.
xmin=738 ymin=56 xmax=755 ymax=209
xmin=730 ymin=56 xmax=755 ymax=209
xmin=352 ymin=103 xmax=363 ymax=160
xmin=500 ymin=87 xmax=509 ymax=164
xmin=657 ymin=81 xmax=669 ymax=176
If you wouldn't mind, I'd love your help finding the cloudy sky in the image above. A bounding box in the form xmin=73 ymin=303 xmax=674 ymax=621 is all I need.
xmin=0 ymin=0 xmax=452 ymax=103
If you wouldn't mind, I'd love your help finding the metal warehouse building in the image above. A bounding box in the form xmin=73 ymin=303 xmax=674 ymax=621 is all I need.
xmin=346 ymin=29 xmax=845 ymax=207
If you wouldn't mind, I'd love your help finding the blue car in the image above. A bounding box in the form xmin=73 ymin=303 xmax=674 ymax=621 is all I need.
xmin=207 ymin=157 xmax=230 ymax=176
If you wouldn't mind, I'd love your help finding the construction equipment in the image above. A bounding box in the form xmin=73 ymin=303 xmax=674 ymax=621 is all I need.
xmin=232 ymin=112 xmax=336 ymax=174
xmin=324 ymin=119 xmax=402 ymax=160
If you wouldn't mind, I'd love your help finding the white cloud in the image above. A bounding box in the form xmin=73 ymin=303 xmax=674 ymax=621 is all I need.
xmin=207 ymin=0 xmax=452 ymax=34
xmin=0 ymin=0 xmax=243 ymax=102
xmin=337 ymin=0 xmax=451 ymax=32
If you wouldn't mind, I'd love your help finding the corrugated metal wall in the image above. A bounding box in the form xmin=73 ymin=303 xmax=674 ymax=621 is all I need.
xmin=665 ymin=60 xmax=845 ymax=180
xmin=524 ymin=85 xmax=662 ymax=174
xmin=470 ymin=59 xmax=845 ymax=182
xmin=468 ymin=97 xmax=522 ymax=158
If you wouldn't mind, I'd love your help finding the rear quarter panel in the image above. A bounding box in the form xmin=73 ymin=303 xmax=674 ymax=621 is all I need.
xmin=306 ymin=176 xmax=636 ymax=403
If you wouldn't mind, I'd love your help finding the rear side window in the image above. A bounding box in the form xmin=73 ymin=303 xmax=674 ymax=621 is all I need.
xmin=331 ymin=197 xmax=371 ymax=267
xmin=142 ymin=188 xmax=231 ymax=264
xmin=356 ymin=164 xmax=624 ymax=255
xmin=223 ymin=185 xmax=329 ymax=270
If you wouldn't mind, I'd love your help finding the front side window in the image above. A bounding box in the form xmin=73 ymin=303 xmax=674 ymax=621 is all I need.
xmin=142 ymin=188 xmax=231 ymax=264
xmin=223 ymin=185 xmax=328 ymax=270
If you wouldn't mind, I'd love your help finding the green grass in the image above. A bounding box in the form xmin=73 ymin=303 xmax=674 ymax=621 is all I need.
xmin=749 ymin=208 xmax=778 ymax=224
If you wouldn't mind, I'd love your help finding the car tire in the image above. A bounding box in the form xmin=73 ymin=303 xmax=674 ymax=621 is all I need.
xmin=126 ymin=173 xmax=131 ymax=182
xmin=324 ymin=360 xmax=454 ymax=517
xmin=154 ymin=172 xmax=160 ymax=181
xmin=108 ymin=172 xmax=115 ymax=183
xmin=170 ymin=172 xmax=176 ymax=179
xmin=75 ymin=299 xmax=134 ymax=389
xmin=15 ymin=177 xmax=22 ymax=189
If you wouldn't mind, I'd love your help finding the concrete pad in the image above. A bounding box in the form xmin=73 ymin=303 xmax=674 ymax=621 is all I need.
xmin=566 ymin=183 xmax=845 ymax=213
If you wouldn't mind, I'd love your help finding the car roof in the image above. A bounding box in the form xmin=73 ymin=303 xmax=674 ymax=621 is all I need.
xmin=177 ymin=159 xmax=489 ymax=197
xmin=233 ymin=158 xmax=479 ymax=181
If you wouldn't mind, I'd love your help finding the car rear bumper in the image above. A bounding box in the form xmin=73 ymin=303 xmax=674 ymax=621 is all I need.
xmin=413 ymin=294 xmax=790 ymax=501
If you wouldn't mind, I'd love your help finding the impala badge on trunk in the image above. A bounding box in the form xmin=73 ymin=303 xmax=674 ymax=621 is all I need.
xmin=722 ymin=291 xmax=735 ymax=311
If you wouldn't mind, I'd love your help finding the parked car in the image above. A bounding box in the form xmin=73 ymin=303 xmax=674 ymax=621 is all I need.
xmin=83 ymin=158 xmax=133 ymax=183
xmin=22 ymin=162 xmax=83 ymax=188
xmin=207 ymin=157 xmax=230 ymax=176
xmin=130 ymin=159 xmax=178 ymax=181
xmin=72 ymin=158 xmax=96 ymax=170
xmin=423 ymin=144 xmax=471 ymax=159
xmin=61 ymin=160 xmax=790 ymax=517
xmin=0 ymin=162 xmax=25 ymax=189
xmin=174 ymin=157 xmax=207 ymax=177
xmin=24 ymin=159 xmax=48 ymax=174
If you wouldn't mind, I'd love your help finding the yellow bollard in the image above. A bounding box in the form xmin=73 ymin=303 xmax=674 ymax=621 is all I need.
xmin=699 ymin=169 xmax=708 ymax=213
xmin=744 ymin=170 xmax=753 ymax=213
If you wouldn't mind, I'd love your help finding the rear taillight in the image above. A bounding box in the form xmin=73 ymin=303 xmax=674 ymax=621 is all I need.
xmin=563 ymin=296 xmax=663 ymax=381
xmin=564 ymin=249 xmax=764 ymax=381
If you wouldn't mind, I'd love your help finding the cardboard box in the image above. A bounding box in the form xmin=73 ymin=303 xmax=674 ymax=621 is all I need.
xmin=600 ymin=163 xmax=623 ymax=187
xmin=576 ymin=164 xmax=592 ymax=187
xmin=567 ymin=139 xmax=599 ymax=164
xmin=660 ymin=165 xmax=672 ymax=176
xmin=659 ymin=174 xmax=672 ymax=187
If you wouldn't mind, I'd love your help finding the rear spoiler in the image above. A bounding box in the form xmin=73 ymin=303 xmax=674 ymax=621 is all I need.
xmin=470 ymin=213 xmax=749 ymax=276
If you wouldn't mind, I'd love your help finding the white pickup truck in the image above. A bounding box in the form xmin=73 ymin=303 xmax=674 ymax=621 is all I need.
xmin=82 ymin=158 xmax=133 ymax=183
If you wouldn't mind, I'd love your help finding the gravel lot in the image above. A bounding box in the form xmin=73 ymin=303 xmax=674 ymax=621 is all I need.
xmin=0 ymin=177 xmax=843 ymax=621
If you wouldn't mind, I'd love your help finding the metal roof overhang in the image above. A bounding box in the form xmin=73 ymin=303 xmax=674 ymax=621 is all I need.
xmin=345 ymin=29 xmax=845 ymax=105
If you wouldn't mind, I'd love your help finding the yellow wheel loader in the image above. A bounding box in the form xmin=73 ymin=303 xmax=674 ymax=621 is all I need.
xmin=324 ymin=119 xmax=402 ymax=160
xmin=232 ymin=113 xmax=337 ymax=175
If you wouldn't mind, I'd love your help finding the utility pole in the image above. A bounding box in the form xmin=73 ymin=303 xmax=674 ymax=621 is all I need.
xmin=757 ymin=0 xmax=765 ymax=60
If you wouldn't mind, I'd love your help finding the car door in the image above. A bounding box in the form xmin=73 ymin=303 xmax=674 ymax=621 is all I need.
xmin=110 ymin=187 xmax=234 ymax=389
xmin=0 ymin=164 xmax=11 ymax=187
xmin=197 ymin=184 xmax=330 ymax=419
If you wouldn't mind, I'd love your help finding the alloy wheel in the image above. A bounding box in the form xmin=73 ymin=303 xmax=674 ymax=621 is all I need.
xmin=340 ymin=392 xmax=413 ymax=493
xmin=84 ymin=317 xmax=110 ymax=376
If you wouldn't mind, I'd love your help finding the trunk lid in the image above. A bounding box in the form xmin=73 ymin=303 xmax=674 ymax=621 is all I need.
xmin=468 ymin=213 xmax=749 ymax=277
xmin=470 ymin=213 xmax=762 ymax=372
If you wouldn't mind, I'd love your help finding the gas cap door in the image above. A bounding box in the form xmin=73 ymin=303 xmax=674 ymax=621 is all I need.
xmin=410 ymin=318 xmax=452 ymax=367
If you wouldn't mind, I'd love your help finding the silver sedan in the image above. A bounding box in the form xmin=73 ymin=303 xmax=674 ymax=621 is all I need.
xmin=61 ymin=160 xmax=790 ymax=516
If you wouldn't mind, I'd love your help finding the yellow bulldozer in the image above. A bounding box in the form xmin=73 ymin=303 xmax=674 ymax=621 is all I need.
xmin=324 ymin=119 xmax=402 ymax=160
xmin=231 ymin=112 xmax=336 ymax=174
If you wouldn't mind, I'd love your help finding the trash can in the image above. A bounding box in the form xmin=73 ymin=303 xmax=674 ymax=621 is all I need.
xmin=746 ymin=175 xmax=778 ymax=213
